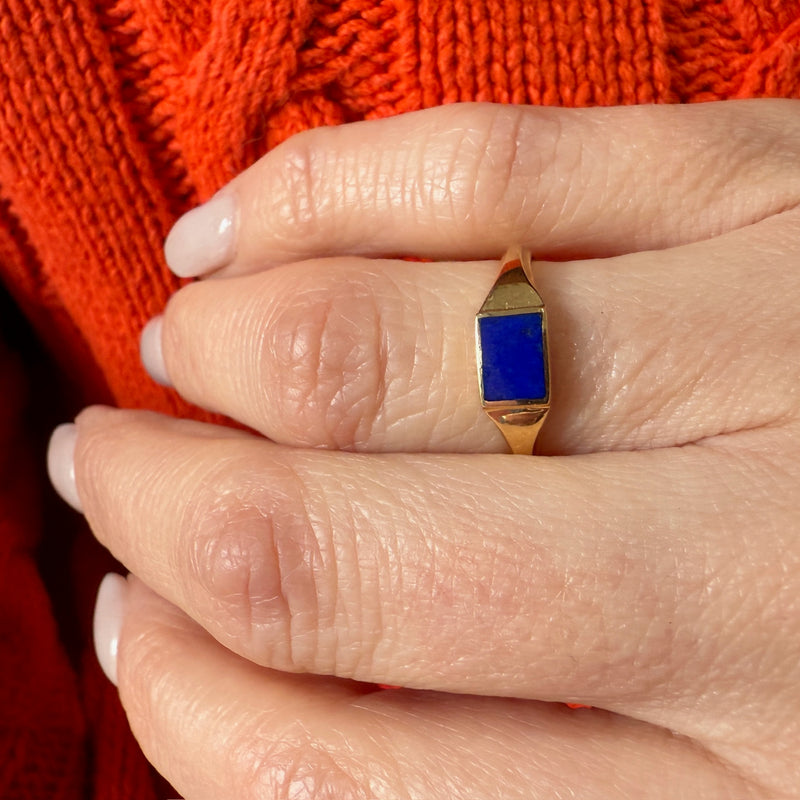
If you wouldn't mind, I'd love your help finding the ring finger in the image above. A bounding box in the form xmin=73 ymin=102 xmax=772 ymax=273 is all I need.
xmin=144 ymin=208 xmax=800 ymax=455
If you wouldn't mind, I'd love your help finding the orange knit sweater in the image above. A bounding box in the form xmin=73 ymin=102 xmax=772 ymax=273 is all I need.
xmin=0 ymin=1 xmax=798 ymax=797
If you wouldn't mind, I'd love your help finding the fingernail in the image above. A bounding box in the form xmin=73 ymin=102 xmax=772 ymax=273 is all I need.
xmin=164 ymin=192 xmax=236 ymax=277
xmin=47 ymin=424 xmax=82 ymax=512
xmin=140 ymin=316 xmax=171 ymax=387
xmin=93 ymin=573 xmax=128 ymax=686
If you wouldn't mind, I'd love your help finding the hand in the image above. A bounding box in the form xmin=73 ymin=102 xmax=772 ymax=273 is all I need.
xmin=49 ymin=101 xmax=800 ymax=799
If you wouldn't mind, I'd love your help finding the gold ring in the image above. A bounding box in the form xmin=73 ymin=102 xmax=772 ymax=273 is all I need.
xmin=476 ymin=246 xmax=550 ymax=455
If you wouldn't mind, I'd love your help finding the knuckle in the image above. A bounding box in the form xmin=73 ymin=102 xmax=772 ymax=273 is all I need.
xmin=266 ymin=275 xmax=391 ymax=448
xmin=432 ymin=104 xmax=550 ymax=242
xmin=181 ymin=458 xmax=335 ymax=670
xmin=423 ymin=106 xmax=572 ymax=247
xmin=257 ymin=131 xmax=329 ymax=255
xmin=239 ymin=736 xmax=369 ymax=800
xmin=472 ymin=107 xmax=529 ymax=227
xmin=189 ymin=499 xmax=284 ymax=636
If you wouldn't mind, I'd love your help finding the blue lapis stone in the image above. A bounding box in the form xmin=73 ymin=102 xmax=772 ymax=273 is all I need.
xmin=479 ymin=312 xmax=546 ymax=402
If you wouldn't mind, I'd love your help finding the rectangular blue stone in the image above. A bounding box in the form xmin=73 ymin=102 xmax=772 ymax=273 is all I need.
xmin=478 ymin=312 xmax=546 ymax=402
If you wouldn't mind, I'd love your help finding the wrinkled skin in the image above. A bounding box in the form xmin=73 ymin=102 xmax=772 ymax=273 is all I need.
xmin=55 ymin=101 xmax=800 ymax=799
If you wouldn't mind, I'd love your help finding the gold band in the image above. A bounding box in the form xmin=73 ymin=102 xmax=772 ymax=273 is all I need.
xmin=476 ymin=246 xmax=550 ymax=455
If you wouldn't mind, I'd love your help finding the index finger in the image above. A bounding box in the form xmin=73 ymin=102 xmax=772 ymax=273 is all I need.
xmin=163 ymin=100 xmax=800 ymax=278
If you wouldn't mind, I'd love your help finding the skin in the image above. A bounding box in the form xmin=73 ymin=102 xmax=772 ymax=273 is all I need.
xmin=61 ymin=101 xmax=800 ymax=798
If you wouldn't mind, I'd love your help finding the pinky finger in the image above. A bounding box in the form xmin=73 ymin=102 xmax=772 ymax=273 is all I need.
xmin=104 ymin=578 xmax=762 ymax=800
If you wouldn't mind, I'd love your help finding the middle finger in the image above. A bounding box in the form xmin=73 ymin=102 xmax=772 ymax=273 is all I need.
xmin=62 ymin=407 xmax=800 ymax=724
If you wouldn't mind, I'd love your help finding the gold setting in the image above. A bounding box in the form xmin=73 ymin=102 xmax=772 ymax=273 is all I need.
xmin=476 ymin=246 xmax=550 ymax=455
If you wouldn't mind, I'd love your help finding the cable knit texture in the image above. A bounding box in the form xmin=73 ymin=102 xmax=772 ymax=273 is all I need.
xmin=0 ymin=1 xmax=798 ymax=797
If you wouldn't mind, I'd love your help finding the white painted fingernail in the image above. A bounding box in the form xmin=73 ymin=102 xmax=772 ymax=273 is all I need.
xmin=47 ymin=424 xmax=82 ymax=512
xmin=164 ymin=192 xmax=236 ymax=277
xmin=140 ymin=316 xmax=171 ymax=387
xmin=93 ymin=573 xmax=128 ymax=686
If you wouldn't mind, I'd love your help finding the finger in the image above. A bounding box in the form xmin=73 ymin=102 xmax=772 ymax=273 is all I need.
xmin=148 ymin=211 xmax=800 ymax=454
xmin=111 ymin=577 xmax=757 ymax=800
xmin=67 ymin=408 xmax=800 ymax=726
xmin=162 ymin=99 xmax=800 ymax=278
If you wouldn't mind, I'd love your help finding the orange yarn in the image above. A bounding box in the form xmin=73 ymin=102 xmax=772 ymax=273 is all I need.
xmin=0 ymin=0 xmax=799 ymax=416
